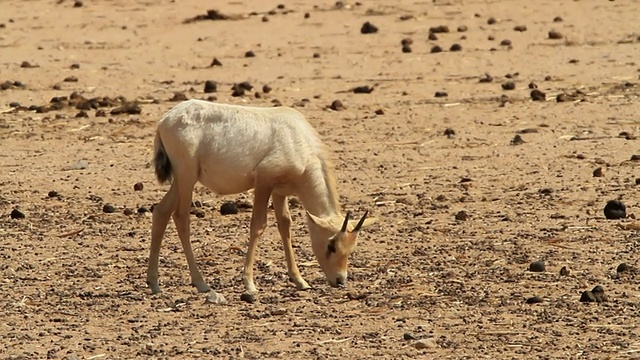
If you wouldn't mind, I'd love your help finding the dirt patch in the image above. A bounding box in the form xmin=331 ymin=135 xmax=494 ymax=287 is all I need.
xmin=1 ymin=0 xmax=640 ymax=359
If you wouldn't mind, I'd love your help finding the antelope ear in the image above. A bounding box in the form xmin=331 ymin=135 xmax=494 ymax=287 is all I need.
xmin=306 ymin=211 xmax=334 ymax=230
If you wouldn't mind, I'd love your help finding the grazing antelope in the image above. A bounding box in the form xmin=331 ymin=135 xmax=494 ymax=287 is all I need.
xmin=147 ymin=99 xmax=375 ymax=295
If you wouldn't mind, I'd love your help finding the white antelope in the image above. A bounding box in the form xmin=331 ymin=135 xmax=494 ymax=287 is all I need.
xmin=147 ymin=99 xmax=375 ymax=295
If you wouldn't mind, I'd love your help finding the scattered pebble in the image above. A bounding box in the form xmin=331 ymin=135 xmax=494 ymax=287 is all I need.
xmin=434 ymin=91 xmax=448 ymax=98
xmin=444 ymin=128 xmax=455 ymax=138
xmin=553 ymin=16 xmax=563 ymax=22
xmin=457 ymin=25 xmax=468 ymax=32
xmin=526 ymin=296 xmax=543 ymax=304
xmin=455 ymin=210 xmax=469 ymax=221
xmin=330 ymin=100 xmax=344 ymax=111
xmin=511 ymin=134 xmax=525 ymax=145
xmin=593 ymin=167 xmax=604 ymax=177
xmin=548 ymin=30 xmax=563 ymax=39
xmin=487 ymin=17 xmax=497 ymax=25
xmin=205 ymin=291 xmax=227 ymax=305
xmin=204 ymin=80 xmax=217 ymax=93
xmin=209 ymin=58 xmax=222 ymax=67
xmin=449 ymin=43 xmax=462 ymax=51
xmin=245 ymin=50 xmax=255 ymax=58
xmin=514 ymin=25 xmax=527 ymax=32
xmin=529 ymin=261 xmax=546 ymax=272
xmin=556 ymin=93 xmax=568 ymax=102
xmin=110 ymin=102 xmax=141 ymax=115
xmin=402 ymin=44 xmax=412 ymax=53
xmin=374 ymin=109 xmax=384 ymax=115
xmin=560 ymin=266 xmax=570 ymax=276
xmin=220 ymin=202 xmax=239 ymax=215
xmin=10 ymin=209 xmax=25 ymax=219
xmin=617 ymin=263 xmax=632 ymax=273
xmin=138 ymin=207 xmax=150 ymax=214
xmin=48 ymin=190 xmax=59 ymax=198
xmin=500 ymin=39 xmax=512 ymax=46
xmin=353 ymin=85 xmax=374 ymax=94
xmin=530 ymin=89 xmax=546 ymax=101
xmin=479 ymin=74 xmax=493 ymax=83
xmin=502 ymin=81 xmax=515 ymax=90
xmin=361 ymin=21 xmax=378 ymax=34
xmin=414 ymin=338 xmax=437 ymax=349
xmin=401 ymin=38 xmax=413 ymax=46
xmin=403 ymin=332 xmax=417 ymax=341
xmin=64 ymin=76 xmax=78 ymax=82
xmin=73 ymin=0 xmax=83 ymax=7
xmin=430 ymin=45 xmax=443 ymax=53
xmin=429 ymin=25 xmax=449 ymax=34
xmin=123 ymin=208 xmax=134 ymax=216
xmin=102 ymin=204 xmax=116 ymax=213
xmin=604 ymin=200 xmax=626 ymax=219
xmin=428 ymin=33 xmax=438 ymax=41
xmin=580 ymin=291 xmax=597 ymax=303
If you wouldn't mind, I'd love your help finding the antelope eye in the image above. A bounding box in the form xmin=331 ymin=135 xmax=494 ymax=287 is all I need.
xmin=327 ymin=239 xmax=337 ymax=254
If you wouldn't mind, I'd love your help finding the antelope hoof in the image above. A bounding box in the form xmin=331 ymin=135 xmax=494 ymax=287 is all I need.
xmin=292 ymin=278 xmax=311 ymax=291
xmin=147 ymin=280 xmax=162 ymax=294
xmin=192 ymin=281 xmax=212 ymax=293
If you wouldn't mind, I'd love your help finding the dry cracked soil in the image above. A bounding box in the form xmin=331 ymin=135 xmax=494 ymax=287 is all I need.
xmin=1 ymin=0 xmax=640 ymax=359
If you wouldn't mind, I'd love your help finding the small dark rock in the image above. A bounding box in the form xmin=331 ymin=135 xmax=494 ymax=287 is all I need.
xmin=428 ymin=32 xmax=438 ymax=41
xmin=593 ymin=167 xmax=604 ymax=177
xmin=361 ymin=21 xmax=378 ymax=34
xmin=110 ymin=102 xmax=141 ymax=115
xmin=73 ymin=0 xmax=83 ymax=7
xmin=444 ymin=128 xmax=455 ymax=137
xmin=401 ymin=38 xmax=413 ymax=46
xmin=604 ymin=199 xmax=626 ymax=219
xmin=48 ymin=190 xmax=59 ymax=198
xmin=220 ymin=202 xmax=239 ymax=215
xmin=133 ymin=182 xmax=144 ymax=191
xmin=304 ymin=12 xmax=310 ymax=19
xmin=449 ymin=43 xmax=462 ymax=51
xmin=9 ymin=102 xmax=20 ymax=107
xmin=353 ymin=85 xmax=374 ymax=94
xmin=553 ymin=16 xmax=563 ymax=22
xmin=434 ymin=91 xmax=448 ymax=98
xmin=525 ymin=296 xmax=543 ymax=304
xmin=430 ymin=45 xmax=443 ymax=53
xmin=580 ymin=291 xmax=597 ymax=303
xmin=374 ymin=109 xmax=384 ymax=115
xmin=529 ymin=261 xmax=546 ymax=272
xmin=528 ymin=82 xmax=538 ymax=89
xmin=240 ymin=293 xmax=255 ymax=303
xmin=245 ymin=50 xmax=255 ymax=58
xmin=556 ymin=93 xmax=568 ymax=102
xmin=102 ymin=204 xmax=116 ymax=213
xmin=487 ymin=17 xmax=497 ymax=25
xmin=403 ymin=332 xmax=417 ymax=341
xmin=548 ymin=30 xmax=563 ymax=39
xmin=64 ymin=76 xmax=78 ymax=82
xmin=514 ymin=25 xmax=527 ymax=32
xmin=402 ymin=45 xmax=412 ymax=53
xmin=75 ymin=111 xmax=89 ymax=118
xmin=636 ymin=178 xmax=640 ymax=185
xmin=313 ymin=52 xmax=321 ymax=58
xmin=617 ymin=263 xmax=632 ymax=273
xmin=502 ymin=81 xmax=516 ymax=90
xmin=123 ymin=208 xmax=134 ymax=216
xmin=457 ymin=25 xmax=468 ymax=32
xmin=479 ymin=74 xmax=493 ymax=83
xmin=204 ymin=80 xmax=217 ymax=93
xmin=530 ymin=89 xmax=546 ymax=101
xmin=631 ymin=154 xmax=640 ymax=161
xmin=262 ymin=84 xmax=272 ymax=93
xmin=454 ymin=210 xmax=469 ymax=221
xmin=560 ymin=266 xmax=570 ymax=276
xmin=231 ymin=84 xmax=245 ymax=97
xmin=329 ymin=100 xmax=344 ymax=111
xmin=20 ymin=61 xmax=38 ymax=68
xmin=500 ymin=39 xmax=512 ymax=46
xmin=429 ymin=25 xmax=449 ymax=34
xmin=10 ymin=209 xmax=25 ymax=219
xmin=70 ymin=63 xmax=80 ymax=69
xmin=210 ymin=58 xmax=222 ymax=67
xmin=511 ymin=135 xmax=525 ymax=145
xmin=169 ymin=92 xmax=188 ymax=102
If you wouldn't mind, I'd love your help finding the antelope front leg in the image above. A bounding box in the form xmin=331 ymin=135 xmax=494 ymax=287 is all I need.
xmin=242 ymin=184 xmax=273 ymax=294
xmin=272 ymin=194 xmax=310 ymax=290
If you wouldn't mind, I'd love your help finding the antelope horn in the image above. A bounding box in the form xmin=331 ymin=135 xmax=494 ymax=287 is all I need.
xmin=353 ymin=210 xmax=369 ymax=232
xmin=340 ymin=211 xmax=351 ymax=233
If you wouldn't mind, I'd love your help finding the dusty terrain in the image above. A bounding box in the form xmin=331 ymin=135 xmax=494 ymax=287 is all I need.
xmin=1 ymin=0 xmax=640 ymax=359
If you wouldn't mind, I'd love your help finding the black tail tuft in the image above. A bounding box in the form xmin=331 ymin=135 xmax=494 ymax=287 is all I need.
xmin=154 ymin=137 xmax=173 ymax=184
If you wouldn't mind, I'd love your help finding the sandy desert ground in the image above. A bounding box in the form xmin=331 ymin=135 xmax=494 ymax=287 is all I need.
xmin=1 ymin=0 xmax=640 ymax=359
